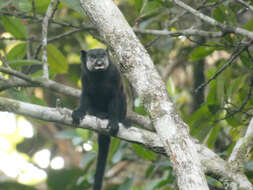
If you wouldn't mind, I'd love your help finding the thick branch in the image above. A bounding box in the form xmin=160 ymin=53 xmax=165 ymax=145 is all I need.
xmin=0 ymin=77 xmax=35 ymax=91
xmin=0 ymin=96 xmax=252 ymax=189
xmin=0 ymin=66 xmax=152 ymax=129
xmin=79 ymin=0 xmax=208 ymax=189
xmin=198 ymin=144 xmax=253 ymax=190
xmin=229 ymin=117 xmax=253 ymax=164
xmin=0 ymin=97 xmax=163 ymax=154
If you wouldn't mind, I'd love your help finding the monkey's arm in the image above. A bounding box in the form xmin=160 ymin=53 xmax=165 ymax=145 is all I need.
xmin=107 ymin=92 xmax=122 ymax=136
xmin=72 ymin=88 xmax=89 ymax=124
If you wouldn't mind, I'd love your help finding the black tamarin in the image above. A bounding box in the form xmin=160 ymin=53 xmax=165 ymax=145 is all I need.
xmin=72 ymin=49 xmax=128 ymax=190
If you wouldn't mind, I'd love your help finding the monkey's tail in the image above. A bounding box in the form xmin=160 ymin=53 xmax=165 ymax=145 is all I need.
xmin=93 ymin=134 xmax=111 ymax=190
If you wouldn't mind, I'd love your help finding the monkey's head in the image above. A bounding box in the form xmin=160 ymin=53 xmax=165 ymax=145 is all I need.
xmin=81 ymin=49 xmax=110 ymax=72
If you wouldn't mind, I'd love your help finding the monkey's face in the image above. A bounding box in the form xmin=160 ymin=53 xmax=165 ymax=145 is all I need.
xmin=85 ymin=49 xmax=110 ymax=72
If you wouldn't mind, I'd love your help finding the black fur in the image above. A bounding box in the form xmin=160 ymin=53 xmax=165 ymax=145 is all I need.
xmin=72 ymin=49 xmax=128 ymax=190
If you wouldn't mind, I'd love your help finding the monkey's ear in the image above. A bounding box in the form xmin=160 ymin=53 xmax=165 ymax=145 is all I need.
xmin=80 ymin=50 xmax=87 ymax=64
xmin=81 ymin=50 xmax=87 ymax=56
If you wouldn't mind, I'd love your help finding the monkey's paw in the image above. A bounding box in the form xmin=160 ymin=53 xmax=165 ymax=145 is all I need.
xmin=107 ymin=121 xmax=119 ymax=136
xmin=72 ymin=109 xmax=85 ymax=125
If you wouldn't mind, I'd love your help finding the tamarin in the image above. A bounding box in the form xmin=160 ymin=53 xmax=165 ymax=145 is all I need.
xmin=72 ymin=49 xmax=129 ymax=190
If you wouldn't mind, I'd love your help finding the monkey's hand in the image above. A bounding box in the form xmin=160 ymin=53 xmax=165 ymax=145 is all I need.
xmin=72 ymin=109 xmax=85 ymax=125
xmin=107 ymin=120 xmax=119 ymax=136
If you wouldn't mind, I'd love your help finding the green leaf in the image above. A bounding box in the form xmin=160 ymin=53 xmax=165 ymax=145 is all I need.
xmin=13 ymin=0 xmax=32 ymax=12
xmin=1 ymin=16 xmax=27 ymax=38
xmin=216 ymin=69 xmax=225 ymax=106
xmin=6 ymin=88 xmax=47 ymax=106
xmin=188 ymin=105 xmax=213 ymax=140
xmin=0 ymin=182 xmax=37 ymax=190
xmin=135 ymin=0 xmax=143 ymax=13
xmin=60 ymin=0 xmax=84 ymax=14
xmin=76 ymin=128 xmax=90 ymax=141
xmin=226 ymin=116 xmax=241 ymax=127
xmin=142 ymin=1 xmax=161 ymax=15
xmin=206 ymin=74 xmax=220 ymax=112
xmin=206 ymin=124 xmax=221 ymax=149
xmin=8 ymin=59 xmax=42 ymax=69
xmin=226 ymin=76 xmax=245 ymax=99
xmin=47 ymin=169 xmax=85 ymax=189
xmin=33 ymin=0 xmax=51 ymax=13
xmin=167 ymin=77 xmax=177 ymax=97
xmin=190 ymin=46 xmax=215 ymax=61
xmin=30 ymin=95 xmax=47 ymax=106
xmin=240 ymin=52 xmax=252 ymax=69
xmin=243 ymin=18 xmax=253 ymax=31
xmin=118 ymin=177 xmax=133 ymax=190
xmin=80 ymin=152 xmax=96 ymax=167
xmin=132 ymin=144 xmax=156 ymax=161
xmin=0 ymin=0 xmax=13 ymax=10
xmin=108 ymin=138 xmax=121 ymax=162
xmin=213 ymin=6 xmax=227 ymax=23
xmin=47 ymin=44 xmax=69 ymax=75
xmin=7 ymin=43 xmax=27 ymax=61
xmin=6 ymin=88 xmax=31 ymax=102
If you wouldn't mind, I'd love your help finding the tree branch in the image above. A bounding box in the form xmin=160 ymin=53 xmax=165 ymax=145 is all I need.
xmin=195 ymin=41 xmax=252 ymax=92
xmin=197 ymin=143 xmax=253 ymax=190
xmin=41 ymin=0 xmax=56 ymax=78
xmin=80 ymin=0 xmax=209 ymax=189
xmin=229 ymin=117 xmax=253 ymax=165
xmin=172 ymin=0 xmax=253 ymax=40
xmin=134 ymin=28 xmax=223 ymax=38
xmin=0 ymin=65 xmax=152 ymax=129
xmin=235 ymin=0 xmax=253 ymax=12
xmin=0 ymin=96 xmax=252 ymax=189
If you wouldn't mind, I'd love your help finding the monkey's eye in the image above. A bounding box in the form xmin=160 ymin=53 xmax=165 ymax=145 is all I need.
xmin=89 ymin=54 xmax=96 ymax=59
xmin=88 ymin=55 xmax=96 ymax=60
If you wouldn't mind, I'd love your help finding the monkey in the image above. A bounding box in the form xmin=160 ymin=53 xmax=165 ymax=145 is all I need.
xmin=72 ymin=49 xmax=129 ymax=190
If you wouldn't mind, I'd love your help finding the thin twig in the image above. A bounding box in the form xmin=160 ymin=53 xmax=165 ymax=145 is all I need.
xmin=0 ymin=10 xmax=82 ymax=28
xmin=187 ymin=37 xmax=226 ymax=48
xmin=216 ymin=74 xmax=253 ymax=123
xmin=41 ymin=0 xmax=56 ymax=78
xmin=0 ymin=67 xmax=35 ymax=83
xmin=0 ymin=37 xmax=40 ymax=42
xmin=0 ymin=53 xmax=10 ymax=68
xmin=51 ymin=0 xmax=60 ymax=19
xmin=32 ymin=0 xmax=36 ymax=17
xmin=226 ymin=79 xmax=253 ymax=118
xmin=134 ymin=28 xmax=223 ymax=38
xmin=235 ymin=0 xmax=253 ymax=12
xmin=34 ymin=27 xmax=88 ymax=59
xmin=0 ymin=78 xmax=35 ymax=92
xmin=172 ymin=0 xmax=253 ymax=40
xmin=246 ymin=48 xmax=253 ymax=64
xmin=195 ymin=41 xmax=253 ymax=92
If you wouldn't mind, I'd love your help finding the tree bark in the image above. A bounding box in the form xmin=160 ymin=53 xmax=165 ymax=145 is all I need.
xmin=79 ymin=0 xmax=209 ymax=189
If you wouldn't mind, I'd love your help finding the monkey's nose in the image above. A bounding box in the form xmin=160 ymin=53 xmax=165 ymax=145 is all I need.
xmin=96 ymin=61 xmax=103 ymax=66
